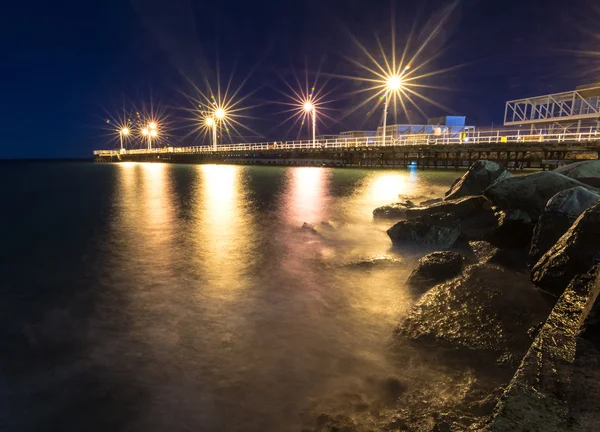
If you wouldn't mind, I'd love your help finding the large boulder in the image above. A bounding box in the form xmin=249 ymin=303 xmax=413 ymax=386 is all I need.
xmin=394 ymin=263 xmax=553 ymax=362
xmin=554 ymin=160 xmax=600 ymax=180
xmin=529 ymin=187 xmax=600 ymax=265
xmin=445 ymin=160 xmax=511 ymax=201
xmin=406 ymin=196 xmax=497 ymax=242
xmin=407 ymin=251 xmax=464 ymax=291
xmin=486 ymin=265 xmax=600 ymax=432
xmin=489 ymin=209 xmax=535 ymax=248
xmin=531 ymin=201 xmax=600 ymax=295
xmin=406 ymin=195 xmax=490 ymax=219
xmin=373 ymin=202 xmax=413 ymax=219
xmin=387 ymin=213 xmax=461 ymax=249
xmin=484 ymin=171 xmax=599 ymax=220
xmin=419 ymin=198 xmax=443 ymax=206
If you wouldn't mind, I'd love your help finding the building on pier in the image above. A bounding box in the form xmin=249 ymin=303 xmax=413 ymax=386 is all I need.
xmin=504 ymin=83 xmax=600 ymax=134
xmin=339 ymin=130 xmax=377 ymax=138
xmin=377 ymin=116 xmax=472 ymax=140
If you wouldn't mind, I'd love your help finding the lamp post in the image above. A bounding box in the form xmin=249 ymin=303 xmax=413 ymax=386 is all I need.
xmin=119 ymin=127 xmax=129 ymax=152
xmin=205 ymin=117 xmax=217 ymax=150
xmin=141 ymin=127 xmax=150 ymax=149
xmin=303 ymin=101 xmax=316 ymax=147
xmin=381 ymin=75 xmax=402 ymax=146
xmin=141 ymin=122 xmax=158 ymax=150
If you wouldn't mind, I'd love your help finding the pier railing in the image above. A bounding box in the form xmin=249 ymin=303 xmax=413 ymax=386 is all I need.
xmin=94 ymin=127 xmax=600 ymax=156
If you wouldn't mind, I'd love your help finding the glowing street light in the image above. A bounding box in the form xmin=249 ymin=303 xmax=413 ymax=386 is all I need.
xmin=119 ymin=127 xmax=130 ymax=152
xmin=205 ymin=107 xmax=227 ymax=150
xmin=205 ymin=116 xmax=217 ymax=151
xmin=382 ymin=75 xmax=403 ymax=146
xmin=303 ymin=100 xmax=316 ymax=147
xmin=141 ymin=122 xmax=158 ymax=150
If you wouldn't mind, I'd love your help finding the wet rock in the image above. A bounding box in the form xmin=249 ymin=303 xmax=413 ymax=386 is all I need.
xmin=407 ymin=251 xmax=464 ymax=291
xmin=406 ymin=195 xmax=490 ymax=220
xmin=467 ymin=241 xmax=529 ymax=271
xmin=342 ymin=255 xmax=402 ymax=269
xmin=314 ymin=413 xmax=357 ymax=432
xmin=460 ymin=207 xmax=498 ymax=241
xmin=554 ymin=159 xmax=600 ymax=180
xmin=394 ymin=263 xmax=553 ymax=361
xmin=387 ymin=213 xmax=461 ymax=249
xmin=301 ymin=222 xmax=318 ymax=234
xmin=577 ymin=176 xmax=600 ymax=188
xmin=319 ymin=221 xmax=337 ymax=230
xmin=468 ymin=241 xmax=499 ymax=262
xmin=445 ymin=177 xmax=461 ymax=197
xmin=484 ymin=171 xmax=599 ymax=220
xmin=489 ymin=210 xmax=534 ymax=248
xmin=373 ymin=202 xmax=411 ymax=219
xmin=531 ymin=201 xmax=600 ymax=295
xmin=445 ymin=160 xmax=511 ymax=201
xmin=529 ymin=187 xmax=600 ymax=265
xmin=420 ymin=198 xmax=443 ymax=206
xmin=486 ymin=266 xmax=600 ymax=432
xmin=381 ymin=376 xmax=407 ymax=406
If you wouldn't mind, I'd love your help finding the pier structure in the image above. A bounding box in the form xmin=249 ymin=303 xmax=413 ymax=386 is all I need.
xmin=94 ymin=128 xmax=599 ymax=169
xmin=95 ymin=86 xmax=600 ymax=169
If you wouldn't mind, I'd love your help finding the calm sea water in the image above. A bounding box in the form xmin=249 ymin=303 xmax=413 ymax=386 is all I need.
xmin=0 ymin=162 xmax=460 ymax=431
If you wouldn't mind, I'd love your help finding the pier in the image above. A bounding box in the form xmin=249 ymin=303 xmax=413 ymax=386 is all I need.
xmin=94 ymin=127 xmax=600 ymax=169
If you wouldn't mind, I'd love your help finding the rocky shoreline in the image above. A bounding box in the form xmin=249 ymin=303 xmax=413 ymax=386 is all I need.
xmin=315 ymin=159 xmax=600 ymax=431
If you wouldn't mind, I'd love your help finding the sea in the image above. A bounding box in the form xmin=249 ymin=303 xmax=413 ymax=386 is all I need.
xmin=0 ymin=161 xmax=462 ymax=431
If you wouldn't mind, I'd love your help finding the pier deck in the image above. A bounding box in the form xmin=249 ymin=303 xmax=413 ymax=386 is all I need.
xmin=94 ymin=129 xmax=600 ymax=169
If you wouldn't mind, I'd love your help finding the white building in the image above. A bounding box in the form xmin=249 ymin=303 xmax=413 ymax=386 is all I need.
xmin=376 ymin=116 xmax=472 ymax=139
xmin=340 ymin=130 xmax=377 ymax=138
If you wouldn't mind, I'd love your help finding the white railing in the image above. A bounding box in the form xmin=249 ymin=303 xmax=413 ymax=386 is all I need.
xmin=93 ymin=127 xmax=600 ymax=156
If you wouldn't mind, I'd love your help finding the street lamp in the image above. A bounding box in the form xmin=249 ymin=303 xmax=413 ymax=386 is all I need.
xmin=381 ymin=75 xmax=403 ymax=146
xmin=205 ymin=116 xmax=217 ymax=151
xmin=303 ymin=101 xmax=316 ymax=147
xmin=142 ymin=122 xmax=158 ymax=150
xmin=119 ymin=127 xmax=130 ymax=152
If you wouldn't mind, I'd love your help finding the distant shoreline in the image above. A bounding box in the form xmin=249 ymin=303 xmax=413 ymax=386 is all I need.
xmin=0 ymin=158 xmax=94 ymax=163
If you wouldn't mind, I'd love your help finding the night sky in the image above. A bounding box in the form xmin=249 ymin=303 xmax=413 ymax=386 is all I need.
xmin=1 ymin=0 xmax=598 ymax=158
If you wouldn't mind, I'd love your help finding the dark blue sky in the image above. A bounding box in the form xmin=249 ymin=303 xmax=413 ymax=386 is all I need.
xmin=0 ymin=0 xmax=598 ymax=158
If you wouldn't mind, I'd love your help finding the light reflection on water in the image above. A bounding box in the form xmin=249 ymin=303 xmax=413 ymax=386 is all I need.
xmin=1 ymin=163 xmax=461 ymax=432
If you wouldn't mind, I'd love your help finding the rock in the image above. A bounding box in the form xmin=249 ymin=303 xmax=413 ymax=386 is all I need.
xmin=381 ymin=376 xmax=407 ymax=405
xmin=489 ymin=210 xmax=534 ymax=248
xmin=315 ymin=414 xmax=357 ymax=432
xmin=531 ymin=201 xmax=600 ymax=295
xmin=301 ymin=222 xmax=318 ymax=234
xmin=373 ymin=202 xmax=411 ymax=219
xmin=445 ymin=177 xmax=461 ymax=197
xmin=342 ymin=255 xmax=403 ymax=269
xmin=394 ymin=263 xmax=553 ymax=361
xmin=460 ymin=208 xmax=498 ymax=241
xmin=529 ymin=187 xmax=600 ymax=265
xmin=554 ymin=159 xmax=600 ymax=180
xmin=486 ymin=266 xmax=600 ymax=432
xmin=484 ymin=171 xmax=599 ymax=220
xmin=468 ymin=241 xmax=499 ymax=263
xmin=420 ymin=198 xmax=443 ymax=206
xmin=407 ymin=251 xmax=464 ymax=291
xmin=577 ymin=176 xmax=600 ymax=188
xmin=387 ymin=213 xmax=461 ymax=249
xmin=406 ymin=195 xmax=490 ymax=219
xmin=445 ymin=160 xmax=511 ymax=201
xmin=467 ymin=241 xmax=529 ymax=271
